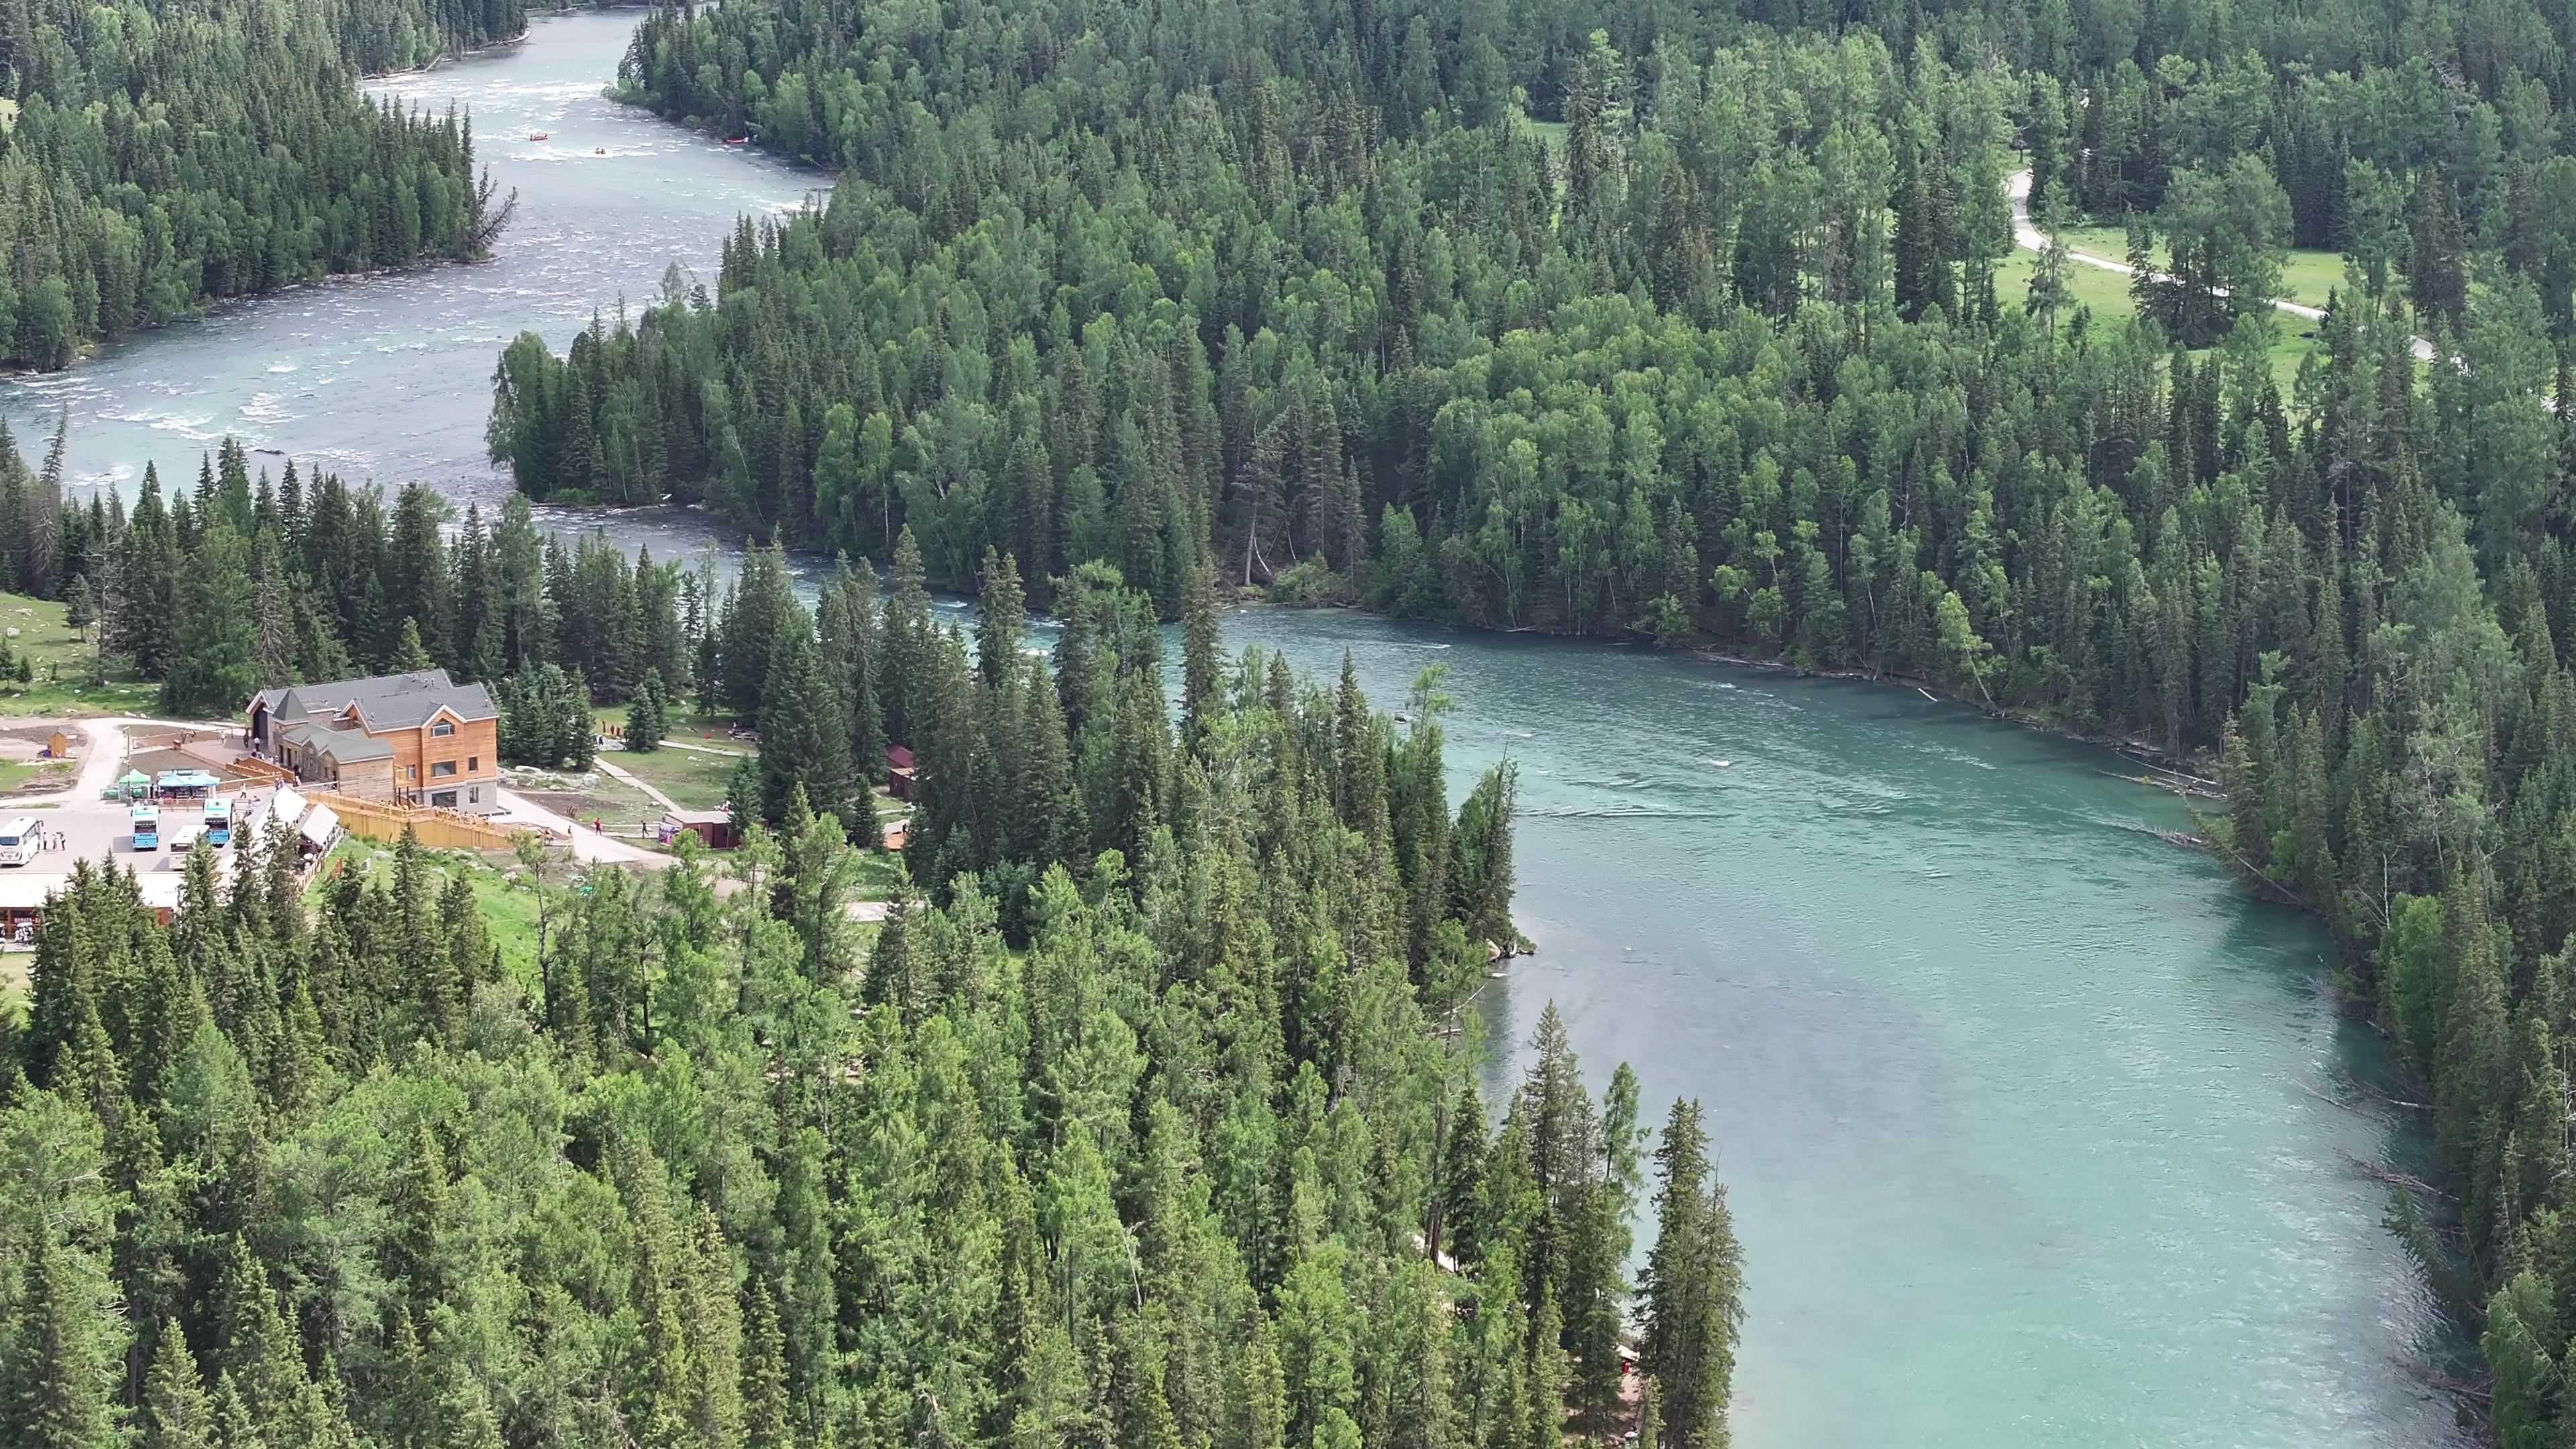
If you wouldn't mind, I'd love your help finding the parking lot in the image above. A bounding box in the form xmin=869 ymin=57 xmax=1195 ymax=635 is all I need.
xmin=0 ymin=721 xmax=267 ymax=877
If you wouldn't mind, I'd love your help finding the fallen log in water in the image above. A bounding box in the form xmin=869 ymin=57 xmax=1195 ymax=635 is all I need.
xmin=2117 ymin=821 xmax=2208 ymax=849
xmin=2392 ymin=1356 xmax=2491 ymax=1403
xmin=2344 ymin=1150 xmax=2453 ymax=1201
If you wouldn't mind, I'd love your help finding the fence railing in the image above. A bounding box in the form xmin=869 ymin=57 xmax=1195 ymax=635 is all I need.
xmin=303 ymin=790 xmax=525 ymax=850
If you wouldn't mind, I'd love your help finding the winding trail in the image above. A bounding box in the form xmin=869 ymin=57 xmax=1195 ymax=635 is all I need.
xmin=2004 ymin=168 xmax=2439 ymax=363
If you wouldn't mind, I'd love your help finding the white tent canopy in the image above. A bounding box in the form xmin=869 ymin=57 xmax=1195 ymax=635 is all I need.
xmin=299 ymin=804 xmax=339 ymax=852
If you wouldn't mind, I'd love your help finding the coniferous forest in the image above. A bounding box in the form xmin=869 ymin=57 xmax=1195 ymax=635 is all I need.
xmin=0 ymin=0 xmax=521 ymax=371
xmin=471 ymin=0 xmax=2576 ymax=1431
xmin=13 ymin=0 xmax=2576 ymax=1428
xmin=0 ymin=414 xmax=1752 ymax=1446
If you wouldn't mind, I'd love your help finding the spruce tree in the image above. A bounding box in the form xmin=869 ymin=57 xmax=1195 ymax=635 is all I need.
xmin=1640 ymin=1098 xmax=1743 ymax=1449
xmin=162 ymin=521 xmax=261 ymax=716
xmin=628 ymin=667 xmax=667 ymax=753
xmin=757 ymin=609 xmax=855 ymax=827
xmin=141 ymin=1318 xmax=216 ymax=1449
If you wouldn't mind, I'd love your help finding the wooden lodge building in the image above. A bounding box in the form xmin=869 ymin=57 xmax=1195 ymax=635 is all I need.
xmin=247 ymin=669 xmax=503 ymax=814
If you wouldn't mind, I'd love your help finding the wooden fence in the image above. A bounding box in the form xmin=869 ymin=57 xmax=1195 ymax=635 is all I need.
xmin=229 ymin=755 xmax=298 ymax=788
xmin=305 ymin=791 xmax=526 ymax=851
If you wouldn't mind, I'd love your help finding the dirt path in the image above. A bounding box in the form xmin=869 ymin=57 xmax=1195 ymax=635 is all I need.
xmin=2004 ymin=168 xmax=2438 ymax=363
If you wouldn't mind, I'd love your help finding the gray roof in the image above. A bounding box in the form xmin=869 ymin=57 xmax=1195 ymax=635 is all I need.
xmin=278 ymin=720 xmax=394 ymax=763
xmin=254 ymin=668 xmax=497 ymax=731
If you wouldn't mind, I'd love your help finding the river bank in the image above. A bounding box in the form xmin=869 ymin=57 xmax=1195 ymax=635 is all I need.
xmin=0 ymin=11 xmax=2474 ymax=1445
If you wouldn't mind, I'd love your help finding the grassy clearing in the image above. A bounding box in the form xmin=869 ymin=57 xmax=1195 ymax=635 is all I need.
xmin=596 ymin=700 xmax=750 ymax=745
xmin=2274 ymin=250 xmax=2356 ymax=310
xmin=2044 ymin=223 xmax=2351 ymax=309
xmin=851 ymin=843 xmax=906 ymax=900
xmin=1999 ymin=244 xmax=2326 ymax=392
xmin=1519 ymin=114 xmax=1568 ymax=156
xmin=0 ymin=757 xmax=77 ymax=795
xmin=612 ymin=741 xmax=749 ymax=810
xmin=0 ymin=592 xmax=161 ymax=716
xmin=1996 ymin=244 xmax=2139 ymax=325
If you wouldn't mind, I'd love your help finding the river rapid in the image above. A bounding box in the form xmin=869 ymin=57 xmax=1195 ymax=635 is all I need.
xmin=0 ymin=13 xmax=2470 ymax=1447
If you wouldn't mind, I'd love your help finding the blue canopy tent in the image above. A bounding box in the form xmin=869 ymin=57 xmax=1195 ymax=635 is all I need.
xmin=153 ymin=769 xmax=223 ymax=801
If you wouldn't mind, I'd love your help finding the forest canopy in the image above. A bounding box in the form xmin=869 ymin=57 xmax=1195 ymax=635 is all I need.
xmin=470 ymin=0 xmax=2576 ymax=1432
xmin=0 ymin=546 xmax=1754 ymax=1448
xmin=0 ymin=0 xmax=519 ymax=370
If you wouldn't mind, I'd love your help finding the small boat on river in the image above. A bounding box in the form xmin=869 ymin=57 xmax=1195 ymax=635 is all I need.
xmin=528 ymin=131 xmax=548 ymax=140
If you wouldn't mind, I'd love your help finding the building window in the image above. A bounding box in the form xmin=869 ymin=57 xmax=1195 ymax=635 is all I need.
xmin=407 ymin=765 xmax=417 ymax=780
xmin=468 ymin=786 xmax=481 ymax=804
xmin=431 ymin=760 xmax=458 ymax=778
xmin=431 ymin=720 xmax=456 ymax=737
xmin=468 ymin=755 xmax=479 ymax=772
xmin=431 ymin=790 xmax=458 ymax=809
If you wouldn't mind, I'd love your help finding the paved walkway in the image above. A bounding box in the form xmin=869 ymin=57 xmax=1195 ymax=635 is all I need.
xmin=19 ymin=716 xmax=244 ymax=806
xmin=656 ymin=737 xmax=751 ymax=757
xmin=488 ymin=788 xmax=671 ymax=867
xmin=596 ymin=757 xmax=682 ymax=813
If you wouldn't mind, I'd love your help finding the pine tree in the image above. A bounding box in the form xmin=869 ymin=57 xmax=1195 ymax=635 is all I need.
xmin=628 ymin=667 xmax=668 ymax=753
xmin=1640 ymin=1098 xmax=1743 ymax=1449
xmin=162 ymin=521 xmax=261 ymax=715
xmin=1181 ymin=561 xmax=1223 ymax=739
xmin=727 ymin=753 xmax=763 ymax=837
xmin=390 ymin=617 xmax=434 ymax=673
xmin=976 ymin=548 xmax=1028 ymax=692
xmin=758 ymin=609 xmax=855 ymax=827
xmin=0 ymin=1238 xmax=127 ymax=1449
xmin=141 ymin=1318 xmax=216 ymax=1449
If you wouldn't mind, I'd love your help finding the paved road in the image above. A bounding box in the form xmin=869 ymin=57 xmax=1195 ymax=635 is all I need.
xmin=17 ymin=716 xmax=244 ymax=806
xmin=488 ymin=787 xmax=671 ymax=867
xmin=2004 ymin=168 xmax=2439 ymax=363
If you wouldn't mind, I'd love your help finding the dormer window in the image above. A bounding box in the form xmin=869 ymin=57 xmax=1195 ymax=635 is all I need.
xmin=431 ymin=720 xmax=456 ymax=737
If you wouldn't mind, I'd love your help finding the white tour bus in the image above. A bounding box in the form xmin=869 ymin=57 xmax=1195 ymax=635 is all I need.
xmin=0 ymin=816 xmax=36 ymax=866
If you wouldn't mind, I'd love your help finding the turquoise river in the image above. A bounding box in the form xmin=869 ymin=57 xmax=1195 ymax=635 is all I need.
xmin=0 ymin=13 xmax=2470 ymax=1446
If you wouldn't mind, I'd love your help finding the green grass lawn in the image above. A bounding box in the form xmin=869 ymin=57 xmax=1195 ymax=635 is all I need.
xmin=1517 ymin=113 xmax=1568 ymax=156
xmin=2273 ymin=249 xmax=2356 ymax=310
xmin=596 ymin=700 xmax=747 ymax=745
xmin=2041 ymin=222 xmax=2351 ymax=309
xmin=612 ymin=741 xmax=749 ymax=810
xmin=0 ymin=757 xmax=77 ymax=795
xmin=0 ymin=592 xmax=160 ymax=716
xmin=2000 ymin=240 xmax=2327 ymax=392
xmin=1997 ymin=243 xmax=2139 ymax=325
